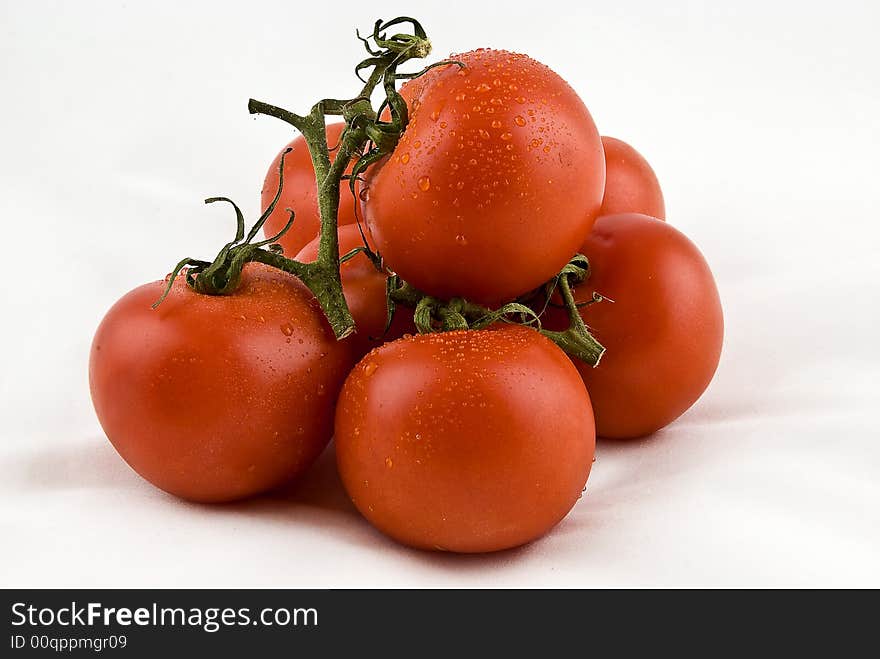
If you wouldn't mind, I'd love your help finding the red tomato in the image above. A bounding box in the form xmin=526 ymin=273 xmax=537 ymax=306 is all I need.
xmin=295 ymin=224 xmax=415 ymax=360
xmin=261 ymin=122 xmax=358 ymax=256
xmin=546 ymin=213 xmax=722 ymax=438
xmin=335 ymin=326 xmax=595 ymax=553
xmin=89 ymin=263 xmax=354 ymax=502
xmin=363 ymin=49 xmax=605 ymax=305
xmin=599 ymin=136 xmax=665 ymax=219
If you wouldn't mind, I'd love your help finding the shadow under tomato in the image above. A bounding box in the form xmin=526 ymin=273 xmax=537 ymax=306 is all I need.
xmin=15 ymin=436 xmax=141 ymax=491
xmin=216 ymin=442 xmax=358 ymax=518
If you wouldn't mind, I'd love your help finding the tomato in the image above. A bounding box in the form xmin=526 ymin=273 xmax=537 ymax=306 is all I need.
xmin=335 ymin=325 xmax=595 ymax=553
xmin=295 ymin=224 xmax=415 ymax=359
xmin=546 ymin=213 xmax=722 ymax=438
xmin=599 ymin=136 xmax=665 ymax=220
xmin=363 ymin=49 xmax=605 ymax=305
xmin=89 ymin=263 xmax=354 ymax=502
xmin=261 ymin=122 xmax=358 ymax=256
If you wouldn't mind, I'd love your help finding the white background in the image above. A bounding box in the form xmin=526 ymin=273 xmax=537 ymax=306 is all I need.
xmin=2 ymin=0 xmax=878 ymax=587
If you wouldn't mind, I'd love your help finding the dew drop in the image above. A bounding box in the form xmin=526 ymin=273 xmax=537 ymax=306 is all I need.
xmin=400 ymin=153 xmax=410 ymax=164
xmin=514 ymin=115 xmax=526 ymax=127
xmin=280 ymin=323 xmax=293 ymax=336
xmin=500 ymin=132 xmax=512 ymax=141
xmin=385 ymin=457 xmax=393 ymax=468
xmin=455 ymin=234 xmax=468 ymax=246
xmin=364 ymin=362 xmax=379 ymax=377
xmin=418 ymin=176 xmax=431 ymax=191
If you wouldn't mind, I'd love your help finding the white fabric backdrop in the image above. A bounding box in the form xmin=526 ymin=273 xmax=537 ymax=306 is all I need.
xmin=1 ymin=0 xmax=878 ymax=587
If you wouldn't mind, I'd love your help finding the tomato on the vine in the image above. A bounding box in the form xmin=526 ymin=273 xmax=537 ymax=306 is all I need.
xmin=546 ymin=213 xmax=722 ymax=438
xmin=335 ymin=325 xmax=596 ymax=552
xmin=296 ymin=224 xmax=415 ymax=359
xmin=261 ymin=122 xmax=358 ymax=256
xmin=363 ymin=49 xmax=605 ymax=305
xmin=89 ymin=263 xmax=354 ymax=502
xmin=599 ymin=136 xmax=665 ymax=220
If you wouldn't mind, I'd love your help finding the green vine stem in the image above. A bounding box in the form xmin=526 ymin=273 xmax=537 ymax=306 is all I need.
xmin=387 ymin=254 xmax=607 ymax=367
xmin=156 ymin=18 xmax=436 ymax=340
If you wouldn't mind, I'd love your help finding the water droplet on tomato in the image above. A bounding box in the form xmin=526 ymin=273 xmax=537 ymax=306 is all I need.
xmin=400 ymin=153 xmax=410 ymax=164
xmin=385 ymin=457 xmax=393 ymax=468
xmin=514 ymin=115 xmax=526 ymax=127
xmin=364 ymin=361 xmax=379 ymax=377
xmin=280 ymin=323 xmax=293 ymax=336
xmin=418 ymin=176 xmax=431 ymax=191
xmin=455 ymin=234 xmax=468 ymax=246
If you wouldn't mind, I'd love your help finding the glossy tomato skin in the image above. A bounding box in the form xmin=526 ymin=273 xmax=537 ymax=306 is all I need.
xmin=335 ymin=326 xmax=595 ymax=553
xmin=89 ymin=263 xmax=355 ymax=502
xmin=599 ymin=137 xmax=665 ymax=220
xmin=261 ymin=122 xmax=357 ymax=256
xmin=295 ymin=224 xmax=415 ymax=360
xmin=363 ymin=49 xmax=605 ymax=305
xmin=547 ymin=213 xmax=722 ymax=438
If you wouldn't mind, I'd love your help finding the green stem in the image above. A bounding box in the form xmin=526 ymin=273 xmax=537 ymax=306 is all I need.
xmin=539 ymin=274 xmax=605 ymax=366
xmin=251 ymin=251 xmax=354 ymax=339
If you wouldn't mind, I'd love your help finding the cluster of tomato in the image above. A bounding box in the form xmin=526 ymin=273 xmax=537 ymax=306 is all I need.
xmin=90 ymin=36 xmax=722 ymax=553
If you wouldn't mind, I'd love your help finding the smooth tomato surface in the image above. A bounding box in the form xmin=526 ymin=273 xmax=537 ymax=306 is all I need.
xmin=546 ymin=213 xmax=722 ymax=438
xmin=335 ymin=326 xmax=595 ymax=553
xmin=363 ymin=49 xmax=605 ymax=304
xmin=261 ymin=122 xmax=358 ymax=256
xmin=89 ymin=263 xmax=354 ymax=502
xmin=295 ymin=224 xmax=415 ymax=360
xmin=599 ymin=136 xmax=665 ymax=219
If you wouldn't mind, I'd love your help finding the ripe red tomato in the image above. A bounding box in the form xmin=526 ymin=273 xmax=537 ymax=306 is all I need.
xmin=89 ymin=263 xmax=354 ymax=502
xmin=363 ymin=49 xmax=605 ymax=305
xmin=599 ymin=136 xmax=665 ymax=219
xmin=295 ymin=224 xmax=415 ymax=359
xmin=261 ymin=122 xmax=358 ymax=256
xmin=546 ymin=213 xmax=722 ymax=438
xmin=335 ymin=325 xmax=595 ymax=553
